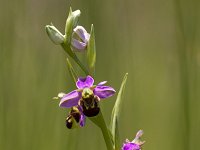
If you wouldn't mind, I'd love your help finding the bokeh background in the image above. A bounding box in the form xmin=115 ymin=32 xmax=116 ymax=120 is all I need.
xmin=1 ymin=0 xmax=200 ymax=149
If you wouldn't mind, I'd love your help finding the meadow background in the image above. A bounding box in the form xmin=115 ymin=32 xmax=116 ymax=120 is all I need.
xmin=0 ymin=0 xmax=200 ymax=149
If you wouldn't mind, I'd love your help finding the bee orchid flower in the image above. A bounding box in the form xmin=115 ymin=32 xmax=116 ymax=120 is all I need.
xmin=58 ymin=75 xmax=115 ymax=117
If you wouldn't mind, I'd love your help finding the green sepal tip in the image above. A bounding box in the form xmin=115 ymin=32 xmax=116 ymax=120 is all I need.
xmin=87 ymin=24 xmax=96 ymax=75
xmin=65 ymin=7 xmax=81 ymax=44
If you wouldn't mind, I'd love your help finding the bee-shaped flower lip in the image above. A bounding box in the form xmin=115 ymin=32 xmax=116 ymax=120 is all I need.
xmin=65 ymin=106 xmax=86 ymax=129
xmin=59 ymin=75 xmax=116 ymax=108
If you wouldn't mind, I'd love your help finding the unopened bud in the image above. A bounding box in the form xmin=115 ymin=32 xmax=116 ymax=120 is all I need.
xmin=65 ymin=8 xmax=81 ymax=43
xmin=71 ymin=26 xmax=90 ymax=52
xmin=45 ymin=25 xmax=64 ymax=45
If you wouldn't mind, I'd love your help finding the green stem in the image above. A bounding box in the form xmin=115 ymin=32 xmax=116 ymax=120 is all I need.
xmin=73 ymin=55 xmax=89 ymax=75
xmin=61 ymin=43 xmax=89 ymax=75
xmin=89 ymin=112 xmax=114 ymax=150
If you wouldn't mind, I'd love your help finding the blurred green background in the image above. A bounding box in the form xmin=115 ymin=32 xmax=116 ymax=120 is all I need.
xmin=0 ymin=0 xmax=200 ymax=149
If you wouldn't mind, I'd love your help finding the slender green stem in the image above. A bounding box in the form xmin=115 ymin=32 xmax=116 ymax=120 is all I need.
xmin=73 ymin=55 xmax=89 ymax=75
xmin=89 ymin=112 xmax=114 ymax=150
xmin=61 ymin=43 xmax=89 ymax=75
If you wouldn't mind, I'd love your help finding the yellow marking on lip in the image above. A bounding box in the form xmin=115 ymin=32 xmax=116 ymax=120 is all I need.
xmin=82 ymin=88 xmax=94 ymax=98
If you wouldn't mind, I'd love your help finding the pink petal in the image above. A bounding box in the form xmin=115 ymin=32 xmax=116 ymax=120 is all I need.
xmin=76 ymin=75 xmax=94 ymax=89
xmin=94 ymin=85 xmax=115 ymax=99
xmin=59 ymin=90 xmax=81 ymax=108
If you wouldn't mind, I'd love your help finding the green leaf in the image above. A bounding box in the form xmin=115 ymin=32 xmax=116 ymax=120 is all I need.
xmin=65 ymin=7 xmax=81 ymax=44
xmin=66 ymin=58 xmax=78 ymax=84
xmin=110 ymin=73 xmax=128 ymax=150
xmin=87 ymin=24 xmax=96 ymax=75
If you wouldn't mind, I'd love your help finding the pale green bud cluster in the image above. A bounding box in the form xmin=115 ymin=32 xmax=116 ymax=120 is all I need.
xmin=45 ymin=7 xmax=96 ymax=76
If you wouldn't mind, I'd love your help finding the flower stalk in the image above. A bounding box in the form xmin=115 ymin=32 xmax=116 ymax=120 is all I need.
xmin=89 ymin=112 xmax=114 ymax=150
xmin=61 ymin=43 xmax=89 ymax=75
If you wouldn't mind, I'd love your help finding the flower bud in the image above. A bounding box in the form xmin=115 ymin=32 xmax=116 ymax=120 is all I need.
xmin=45 ymin=25 xmax=64 ymax=45
xmin=71 ymin=26 xmax=90 ymax=52
xmin=65 ymin=8 xmax=81 ymax=43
